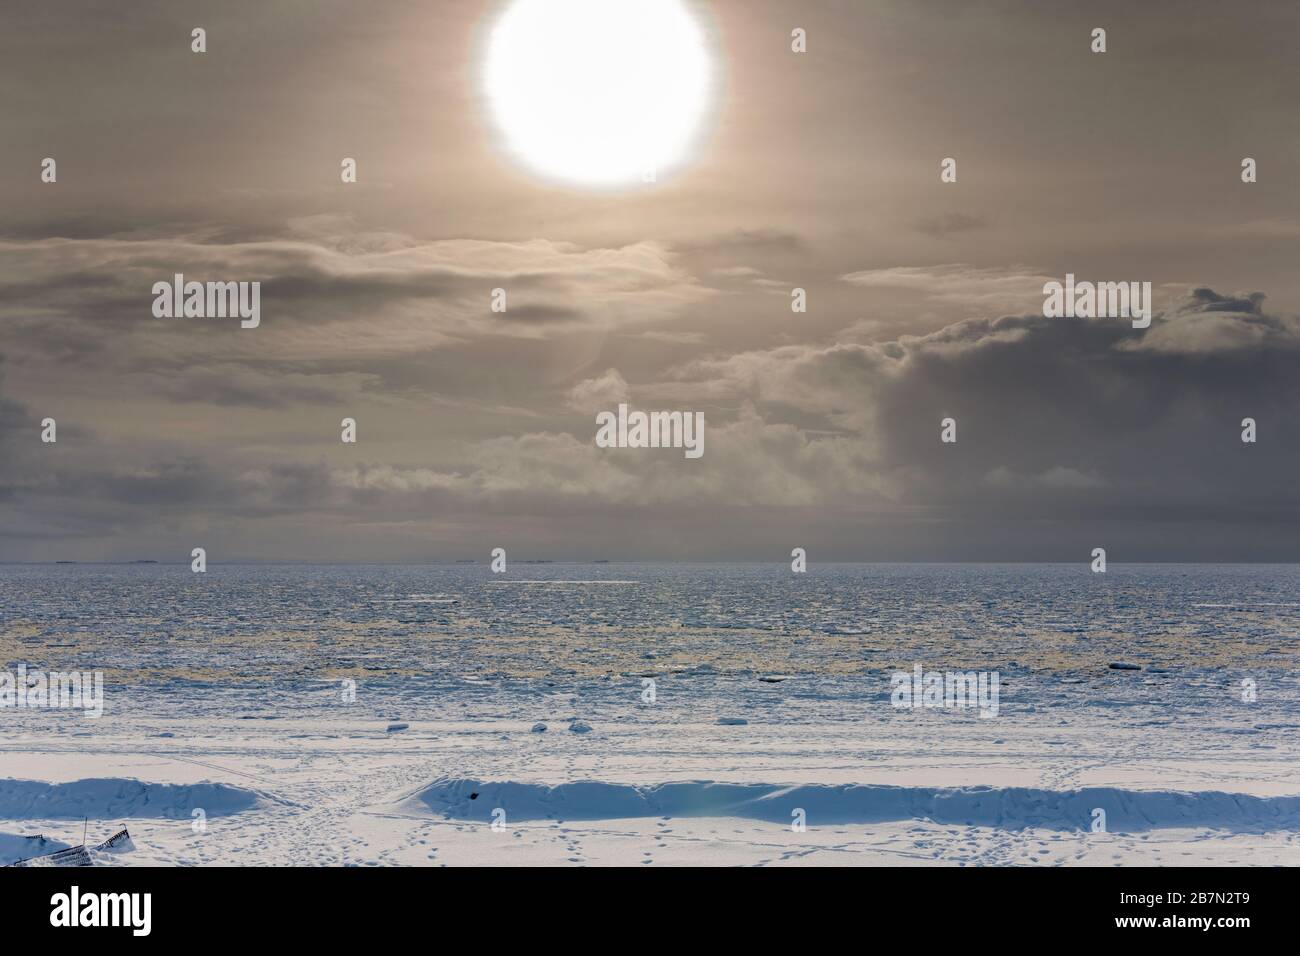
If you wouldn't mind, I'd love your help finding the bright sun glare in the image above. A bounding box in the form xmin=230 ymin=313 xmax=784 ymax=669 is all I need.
xmin=485 ymin=0 xmax=713 ymax=189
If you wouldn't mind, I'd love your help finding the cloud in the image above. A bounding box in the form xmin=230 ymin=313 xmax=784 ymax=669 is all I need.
xmin=4 ymin=279 xmax=1300 ymax=560
xmin=983 ymin=465 xmax=1106 ymax=490
xmin=652 ymin=289 xmax=1300 ymax=532
xmin=0 ymin=358 xmax=39 ymax=497
xmin=621 ymin=329 xmax=707 ymax=345
xmin=1119 ymin=288 xmax=1292 ymax=354
xmin=711 ymin=266 xmax=764 ymax=279
xmin=840 ymin=263 xmax=1053 ymax=315
xmin=0 ymin=228 xmax=714 ymax=359
xmin=566 ymin=369 xmax=630 ymax=413
xmin=914 ymin=213 xmax=990 ymax=239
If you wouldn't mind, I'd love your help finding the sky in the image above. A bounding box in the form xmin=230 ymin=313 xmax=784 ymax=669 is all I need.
xmin=2 ymin=0 xmax=1299 ymax=562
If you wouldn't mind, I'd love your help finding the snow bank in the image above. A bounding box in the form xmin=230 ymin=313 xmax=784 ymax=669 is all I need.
xmin=399 ymin=778 xmax=1300 ymax=833
xmin=0 ymin=778 xmax=264 ymax=820
xmin=0 ymin=832 xmax=71 ymax=866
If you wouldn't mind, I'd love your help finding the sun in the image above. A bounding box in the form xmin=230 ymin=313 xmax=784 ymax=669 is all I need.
xmin=484 ymin=0 xmax=713 ymax=189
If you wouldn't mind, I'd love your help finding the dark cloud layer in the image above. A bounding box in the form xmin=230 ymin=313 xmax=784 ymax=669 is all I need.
xmin=4 ymin=277 xmax=1298 ymax=560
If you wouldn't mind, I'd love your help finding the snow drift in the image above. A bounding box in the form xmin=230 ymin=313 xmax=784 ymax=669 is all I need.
xmin=0 ymin=832 xmax=71 ymax=866
xmin=400 ymin=778 xmax=1300 ymax=833
xmin=0 ymin=778 xmax=265 ymax=820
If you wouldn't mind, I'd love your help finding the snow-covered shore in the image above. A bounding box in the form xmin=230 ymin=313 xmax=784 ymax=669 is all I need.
xmin=3 ymin=667 xmax=1298 ymax=865
xmin=4 ymin=564 xmax=1298 ymax=865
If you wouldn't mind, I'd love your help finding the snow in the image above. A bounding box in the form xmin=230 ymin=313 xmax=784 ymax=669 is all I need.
xmin=1 ymin=694 xmax=1297 ymax=865
xmin=0 ymin=832 xmax=70 ymax=866
xmin=0 ymin=778 xmax=266 ymax=820
xmin=399 ymin=777 xmax=1300 ymax=832
xmin=2 ymin=564 xmax=1299 ymax=865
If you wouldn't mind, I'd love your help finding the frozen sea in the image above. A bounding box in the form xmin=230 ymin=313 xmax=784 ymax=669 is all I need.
xmin=1 ymin=563 xmax=1298 ymax=866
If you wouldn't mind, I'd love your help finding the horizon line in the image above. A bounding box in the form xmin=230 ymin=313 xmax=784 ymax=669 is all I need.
xmin=5 ymin=559 xmax=1300 ymax=567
